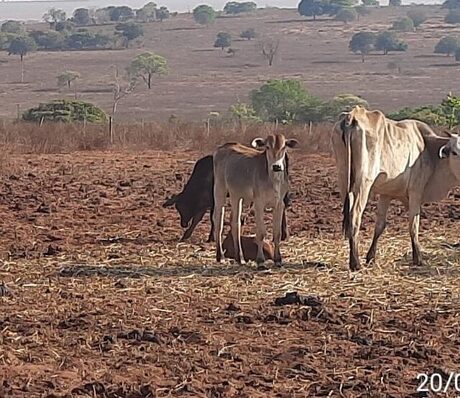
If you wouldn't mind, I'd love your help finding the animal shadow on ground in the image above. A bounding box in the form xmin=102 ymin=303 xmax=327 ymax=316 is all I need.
xmin=395 ymin=243 xmax=460 ymax=278
xmin=58 ymin=261 xmax=330 ymax=279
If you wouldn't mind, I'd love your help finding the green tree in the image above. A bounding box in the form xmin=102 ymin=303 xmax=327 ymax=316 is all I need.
xmin=214 ymin=32 xmax=231 ymax=50
xmin=109 ymin=6 xmax=134 ymax=22
xmin=0 ymin=33 xmax=18 ymax=50
xmin=128 ymin=52 xmax=167 ymax=89
xmin=57 ymin=71 xmax=81 ymax=98
xmin=8 ymin=36 xmax=37 ymax=83
xmin=23 ymin=100 xmax=107 ymax=123
xmin=29 ymin=30 xmax=65 ymax=50
xmin=241 ymin=28 xmax=256 ymax=40
xmin=43 ymin=8 xmax=66 ymax=29
xmin=407 ymin=9 xmax=427 ymax=28
xmin=445 ymin=10 xmax=460 ymax=23
xmin=157 ymin=6 xmax=170 ymax=21
xmin=376 ymin=31 xmax=407 ymax=55
xmin=335 ymin=8 xmax=357 ymax=23
xmin=355 ymin=6 xmax=371 ymax=21
xmin=327 ymin=94 xmax=369 ymax=118
xmin=55 ymin=20 xmax=75 ymax=32
xmin=136 ymin=2 xmax=157 ymax=21
xmin=389 ymin=0 xmax=401 ymax=6
xmin=1 ymin=20 xmax=24 ymax=34
xmin=298 ymin=0 xmax=325 ymax=20
xmin=349 ymin=31 xmax=376 ymax=62
xmin=434 ymin=35 xmax=459 ymax=56
xmin=193 ymin=5 xmax=216 ymax=25
xmin=224 ymin=1 xmax=257 ymax=14
xmin=442 ymin=0 xmax=460 ymax=9
xmin=391 ymin=17 xmax=415 ymax=32
xmin=362 ymin=0 xmax=379 ymax=5
xmin=115 ymin=22 xmax=144 ymax=48
xmin=73 ymin=8 xmax=92 ymax=26
xmin=250 ymin=79 xmax=323 ymax=123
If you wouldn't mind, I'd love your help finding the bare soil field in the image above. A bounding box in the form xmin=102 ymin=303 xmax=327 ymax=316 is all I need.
xmin=1 ymin=148 xmax=460 ymax=397
xmin=0 ymin=6 xmax=459 ymax=121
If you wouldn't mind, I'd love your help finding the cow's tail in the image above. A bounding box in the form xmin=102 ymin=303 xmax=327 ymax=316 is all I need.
xmin=342 ymin=126 xmax=354 ymax=239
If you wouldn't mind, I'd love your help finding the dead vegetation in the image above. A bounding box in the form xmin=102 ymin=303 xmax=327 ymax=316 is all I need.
xmin=0 ymin=120 xmax=333 ymax=154
xmin=0 ymin=142 xmax=459 ymax=396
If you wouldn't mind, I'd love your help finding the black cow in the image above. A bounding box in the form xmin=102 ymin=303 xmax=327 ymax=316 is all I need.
xmin=163 ymin=154 xmax=291 ymax=242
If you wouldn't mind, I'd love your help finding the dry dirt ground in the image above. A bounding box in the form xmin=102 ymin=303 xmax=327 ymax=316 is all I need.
xmin=0 ymin=149 xmax=460 ymax=397
xmin=0 ymin=6 xmax=459 ymax=121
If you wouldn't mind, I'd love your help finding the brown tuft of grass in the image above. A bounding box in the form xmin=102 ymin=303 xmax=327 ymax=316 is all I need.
xmin=0 ymin=120 xmax=334 ymax=156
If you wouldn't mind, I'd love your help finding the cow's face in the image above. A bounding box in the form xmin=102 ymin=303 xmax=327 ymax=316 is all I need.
xmin=251 ymin=134 xmax=298 ymax=173
xmin=439 ymin=134 xmax=460 ymax=180
xmin=163 ymin=194 xmax=194 ymax=228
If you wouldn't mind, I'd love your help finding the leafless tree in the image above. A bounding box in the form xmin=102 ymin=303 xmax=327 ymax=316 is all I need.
xmin=109 ymin=65 xmax=137 ymax=143
xmin=260 ymin=39 xmax=279 ymax=66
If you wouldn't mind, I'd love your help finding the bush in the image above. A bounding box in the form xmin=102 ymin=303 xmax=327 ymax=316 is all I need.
xmin=434 ymin=36 xmax=459 ymax=56
xmin=55 ymin=20 xmax=75 ymax=32
xmin=445 ymin=9 xmax=460 ymax=23
xmin=392 ymin=17 xmax=414 ymax=32
xmin=224 ymin=1 xmax=257 ymax=14
xmin=23 ymin=100 xmax=107 ymax=123
xmin=29 ymin=30 xmax=65 ymax=50
xmin=387 ymin=93 xmax=460 ymax=128
xmin=115 ymin=22 xmax=143 ymax=47
xmin=327 ymin=94 xmax=369 ymax=118
xmin=73 ymin=8 xmax=92 ymax=26
xmin=240 ymin=28 xmax=256 ymax=40
xmin=250 ymin=79 xmax=325 ymax=123
xmin=1 ymin=20 xmax=24 ymax=34
xmin=65 ymin=31 xmax=112 ymax=50
xmin=362 ymin=0 xmax=379 ymax=5
xmin=229 ymin=102 xmax=262 ymax=122
xmin=335 ymin=8 xmax=357 ymax=23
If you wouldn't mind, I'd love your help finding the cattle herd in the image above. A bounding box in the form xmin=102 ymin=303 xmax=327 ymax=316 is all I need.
xmin=164 ymin=106 xmax=460 ymax=271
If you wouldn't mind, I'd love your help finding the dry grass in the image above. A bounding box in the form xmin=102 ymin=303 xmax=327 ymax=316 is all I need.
xmin=0 ymin=150 xmax=459 ymax=397
xmin=0 ymin=120 xmax=333 ymax=155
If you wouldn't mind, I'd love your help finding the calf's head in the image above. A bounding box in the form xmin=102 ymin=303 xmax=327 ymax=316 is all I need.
xmin=162 ymin=194 xmax=194 ymax=228
xmin=251 ymin=134 xmax=298 ymax=174
xmin=439 ymin=134 xmax=460 ymax=180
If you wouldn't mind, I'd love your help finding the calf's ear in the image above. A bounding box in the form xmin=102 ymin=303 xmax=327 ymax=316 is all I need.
xmin=286 ymin=139 xmax=299 ymax=149
xmin=163 ymin=194 xmax=178 ymax=207
xmin=251 ymin=138 xmax=265 ymax=149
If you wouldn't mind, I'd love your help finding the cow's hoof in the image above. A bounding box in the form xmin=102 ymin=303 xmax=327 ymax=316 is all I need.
xmin=256 ymin=264 xmax=268 ymax=271
xmin=350 ymin=263 xmax=361 ymax=272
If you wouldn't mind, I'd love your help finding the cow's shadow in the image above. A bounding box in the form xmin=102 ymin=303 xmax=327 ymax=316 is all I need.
xmin=394 ymin=242 xmax=460 ymax=278
xmin=57 ymin=260 xmax=330 ymax=279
